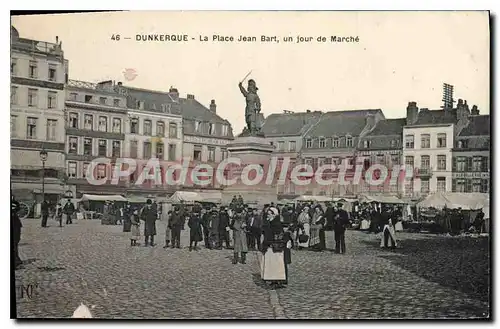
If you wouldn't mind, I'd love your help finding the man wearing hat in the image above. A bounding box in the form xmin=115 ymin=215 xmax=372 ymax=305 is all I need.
xmin=218 ymin=206 xmax=231 ymax=249
xmin=230 ymin=206 xmax=248 ymax=264
xmin=333 ymin=203 xmax=349 ymax=254
xmin=188 ymin=206 xmax=203 ymax=251
xmin=140 ymin=199 xmax=158 ymax=247
xmin=169 ymin=206 xmax=183 ymax=249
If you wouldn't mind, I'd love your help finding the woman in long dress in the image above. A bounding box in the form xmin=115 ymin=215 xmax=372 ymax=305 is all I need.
xmin=261 ymin=208 xmax=290 ymax=287
xmin=310 ymin=206 xmax=325 ymax=251
xmin=296 ymin=206 xmax=311 ymax=249
xmin=130 ymin=210 xmax=140 ymax=246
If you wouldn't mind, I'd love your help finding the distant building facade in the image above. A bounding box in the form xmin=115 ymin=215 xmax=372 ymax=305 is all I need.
xmin=357 ymin=118 xmax=406 ymax=196
xmin=119 ymin=85 xmax=184 ymax=198
xmin=261 ymin=110 xmax=323 ymax=198
xmin=299 ymin=109 xmax=385 ymax=197
xmin=452 ymin=109 xmax=490 ymax=193
xmin=10 ymin=26 xmax=68 ymax=201
xmin=64 ymin=80 xmax=128 ymax=196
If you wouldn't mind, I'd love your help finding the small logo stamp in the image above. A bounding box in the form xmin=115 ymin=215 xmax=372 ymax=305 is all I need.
xmin=123 ymin=68 xmax=138 ymax=81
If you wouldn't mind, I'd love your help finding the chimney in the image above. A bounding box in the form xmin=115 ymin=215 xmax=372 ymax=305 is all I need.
xmin=456 ymin=98 xmax=470 ymax=122
xmin=168 ymin=87 xmax=179 ymax=102
xmin=209 ymin=99 xmax=216 ymax=113
xmin=117 ymin=82 xmax=123 ymax=86
xmin=187 ymin=94 xmax=195 ymax=100
xmin=306 ymin=110 xmax=311 ymax=113
xmin=471 ymin=105 xmax=480 ymax=115
xmin=56 ymin=36 xmax=59 ymax=44
xmin=406 ymin=101 xmax=418 ymax=125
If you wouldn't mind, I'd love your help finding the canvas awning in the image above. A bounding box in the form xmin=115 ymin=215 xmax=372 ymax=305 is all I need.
xmin=169 ymin=191 xmax=202 ymax=203
xmin=198 ymin=191 xmax=222 ymax=203
xmin=418 ymin=192 xmax=489 ymax=212
xmin=358 ymin=194 xmax=406 ymax=204
xmin=80 ymin=194 xmax=127 ymax=202
xmin=294 ymin=195 xmax=334 ymax=202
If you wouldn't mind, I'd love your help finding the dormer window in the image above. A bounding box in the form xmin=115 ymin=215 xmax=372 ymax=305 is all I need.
xmin=332 ymin=137 xmax=339 ymax=148
xmin=346 ymin=136 xmax=353 ymax=148
xmin=363 ymin=140 xmax=370 ymax=148
xmin=305 ymin=138 xmax=312 ymax=148
xmin=319 ymin=138 xmax=326 ymax=148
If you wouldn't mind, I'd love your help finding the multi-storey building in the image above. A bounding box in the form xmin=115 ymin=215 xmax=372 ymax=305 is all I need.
xmin=299 ymin=109 xmax=385 ymax=197
xmin=179 ymin=90 xmax=234 ymax=191
xmin=64 ymin=80 xmax=128 ymax=196
xmin=452 ymin=109 xmax=490 ymax=193
xmin=357 ymin=118 xmax=406 ymax=196
xmin=402 ymin=101 xmax=460 ymax=198
xmin=261 ymin=110 xmax=323 ymax=198
xmin=118 ymin=85 xmax=184 ymax=199
xmin=10 ymin=26 xmax=68 ymax=202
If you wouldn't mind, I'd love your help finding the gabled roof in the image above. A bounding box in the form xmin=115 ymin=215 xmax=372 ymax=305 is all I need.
xmin=123 ymin=86 xmax=230 ymax=124
xmin=459 ymin=115 xmax=490 ymax=137
xmin=367 ymin=118 xmax=406 ymax=136
xmin=307 ymin=109 xmax=383 ymax=137
xmin=412 ymin=109 xmax=457 ymax=126
xmin=261 ymin=111 xmax=323 ymax=137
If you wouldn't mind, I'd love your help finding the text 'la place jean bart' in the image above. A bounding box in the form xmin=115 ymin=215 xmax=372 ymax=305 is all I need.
xmin=128 ymin=34 xmax=360 ymax=44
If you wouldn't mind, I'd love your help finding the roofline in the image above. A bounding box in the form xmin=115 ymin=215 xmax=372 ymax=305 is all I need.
xmin=403 ymin=123 xmax=454 ymax=128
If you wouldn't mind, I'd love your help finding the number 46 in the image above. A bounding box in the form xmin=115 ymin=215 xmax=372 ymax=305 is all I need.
xmin=111 ymin=34 xmax=120 ymax=41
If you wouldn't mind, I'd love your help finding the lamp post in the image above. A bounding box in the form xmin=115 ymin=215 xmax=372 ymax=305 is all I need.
xmin=39 ymin=149 xmax=48 ymax=203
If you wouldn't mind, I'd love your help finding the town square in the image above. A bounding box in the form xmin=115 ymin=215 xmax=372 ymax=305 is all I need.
xmin=11 ymin=11 xmax=490 ymax=320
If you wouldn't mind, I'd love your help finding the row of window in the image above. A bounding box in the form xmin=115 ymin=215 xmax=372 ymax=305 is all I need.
xmin=68 ymin=137 xmax=122 ymax=157
xmin=67 ymin=113 xmax=124 ymax=133
xmin=405 ymin=155 xmax=447 ymax=171
xmin=11 ymin=86 xmax=59 ymax=109
xmin=405 ymin=133 xmax=447 ymax=149
xmin=11 ymin=59 xmax=57 ymax=81
xmin=454 ymin=156 xmax=489 ymax=172
xmin=191 ymin=146 xmax=229 ymax=162
xmin=129 ymin=117 xmax=178 ymax=137
xmin=193 ymin=120 xmax=230 ymax=137
xmin=11 ymin=115 xmax=58 ymax=140
xmin=304 ymin=136 xmax=355 ymax=149
xmin=301 ymin=154 xmax=401 ymax=167
xmin=68 ymin=93 xmax=122 ymax=107
xmin=405 ymin=177 xmax=489 ymax=194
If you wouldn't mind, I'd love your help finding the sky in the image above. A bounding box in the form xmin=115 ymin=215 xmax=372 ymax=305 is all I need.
xmin=12 ymin=11 xmax=490 ymax=133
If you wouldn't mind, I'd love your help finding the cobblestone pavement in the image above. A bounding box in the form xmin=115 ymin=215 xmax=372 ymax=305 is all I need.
xmin=14 ymin=219 xmax=489 ymax=319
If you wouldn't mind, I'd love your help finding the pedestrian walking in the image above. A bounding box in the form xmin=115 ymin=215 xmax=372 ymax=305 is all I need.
xmin=130 ymin=210 xmax=141 ymax=246
xmin=12 ymin=194 xmax=22 ymax=269
xmin=230 ymin=207 xmax=248 ymax=264
xmin=169 ymin=206 xmax=183 ymax=249
xmin=63 ymin=199 xmax=75 ymax=225
xmin=140 ymin=199 xmax=157 ymax=247
xmin=218 ymin=206 xmax=231 ymax=249
xmin=334 ymin=203 xmax=349 ymax=254
xmin=188 ymin=206 xmax=203 ymax=251
xmin=163 ymin=210 xmax=172 ymax=248
xmin=41 ymin=200 xmax=49 ymax=227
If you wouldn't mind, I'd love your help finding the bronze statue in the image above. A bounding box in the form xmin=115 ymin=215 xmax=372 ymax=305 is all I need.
xmin=238 ymin=78 xmax=262 ymax=135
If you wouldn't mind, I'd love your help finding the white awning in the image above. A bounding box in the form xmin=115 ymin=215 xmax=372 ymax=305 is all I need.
xmin=81 ymin=194 xmax=127 ymax=202
xmin=198 ymin=191 xmax=222 ymax=203
xmin=418 ymin=192 xmax=489 ymax=212
xmin=169 ymin=191 xmax=202 ymax=203
xmin=294 ymin=195 xmax=334 ymax=202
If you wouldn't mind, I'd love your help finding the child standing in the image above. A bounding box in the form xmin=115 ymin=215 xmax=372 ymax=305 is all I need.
xmin=130 ymin=210 xmax=140 ymax=246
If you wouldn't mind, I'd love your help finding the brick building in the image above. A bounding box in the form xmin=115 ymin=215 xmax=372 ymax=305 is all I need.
xmin=64 ymin=80 xmax=128 ymax=196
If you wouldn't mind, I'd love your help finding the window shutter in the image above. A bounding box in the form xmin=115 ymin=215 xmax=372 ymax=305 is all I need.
xmin=465 ymin=179 xmax=472 ymax=193
xmin=452 ymin=157 xmax=457 ymax=172
xmin=452 ymin=179 xmax=457 ymax=192
xmin=482 ymin=156 xmax=488 ymax=172
xmin=467 ymin=157 xmax=473 ymax=172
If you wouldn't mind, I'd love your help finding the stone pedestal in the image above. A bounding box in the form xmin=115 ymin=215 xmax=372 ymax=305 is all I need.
xmin=222 ymin=135 xmax=278 ymax=206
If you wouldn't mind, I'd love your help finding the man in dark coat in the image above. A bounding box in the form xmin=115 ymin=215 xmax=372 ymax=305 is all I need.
xmin=63 ymin=199 xmax=75 ymax=225
xmin=41 ymin=200 xmax=49 ymax=227
xmin=218 ymin=206 xmax=231 ymax=249
xmin=210 ymin=207 xmax=220 ymax=249
xmin=334 ymin=203 xmax=349 ymax=254
xmin=140 ymin=199 xmax=158 ymax=247
xmin=188 ymin=206 xmax=203 ymax=251
xmin=169 ymin=206 xmax=183 ymax=249
xmin=247 ymin=208 xmax=262 ymax=250
xmin=12 ymin=194 xmax=22 ymax=269
xmin=201 ymin=208 xmax=212 ymax=249
xmin=324 ymin=202 xmax=335 ymax=231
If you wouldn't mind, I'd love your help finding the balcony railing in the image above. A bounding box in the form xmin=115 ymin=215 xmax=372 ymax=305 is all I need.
xmin=13 ymin=38 xmax=63 ymax=57
xmin=416 ymin=167 xmax=433 ymax=178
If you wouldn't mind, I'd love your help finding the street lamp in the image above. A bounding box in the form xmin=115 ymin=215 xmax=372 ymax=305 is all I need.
xmin=39 ymin=149 xmax=48 ymax=202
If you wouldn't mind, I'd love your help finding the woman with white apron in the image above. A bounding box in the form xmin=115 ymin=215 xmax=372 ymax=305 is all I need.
xmin=380 ymin=218 xmax=398 ymax=249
